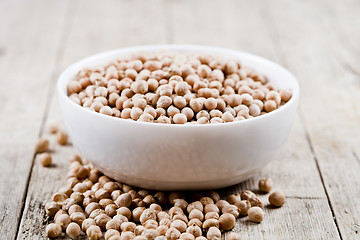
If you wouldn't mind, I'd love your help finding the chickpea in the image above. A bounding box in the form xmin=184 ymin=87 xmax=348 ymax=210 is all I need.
xmin=121 ymin=221 xmax=136 ymax=232
xmin=117 ymin=207 xmax=132 ymax=219
xmin=269 ymin=190 xmax=286 ymax=207
xmin=170 ymin=219 xmax=187 ymax=233
xmin=202 ymin=219 xmax=219 ymax=231
xmin=258 ymin=178 xmax=273 ymax=193
xmin=207 ymin=227 xmax=221 ymax=240
xmin=56 ymin=131 xmax=68 ymax=145
xmin=173 ymin=214 xmax=188 ymax=224
xmin=165 ymin=227 xmax=181 ymax=240
xmin=189 ymin=98 xmax=203 ymax=113
xmin=219 ymin=213 xmax=235 ymax=231
xmin=240 ymin=190 xmax=255 ymax=200
xmin=279 ymin=88 xmax=292 ymax=102
xmin=35 ymin=138 xmax=49 ymax=153
xmin=140 ymin=209 xmax=157 ymax=224
xmin=141 ymin=228 xmax=159 ymax=240
xmin=248 ymin=206 xmax=265 ymax=223
xmin=188 ymin=209 xmax=204 ymax=221
xmin=55 ymin=214 xmax=71 ymax=230
xmin=46 ymin=223 xmax=62 ymax=238
xmin=87 ymin=225 xmax=103 ymax=240
xmin=179 ymin=232 xmax=195 ymax=240
xmin=187 ymin=219 xmax=202 ymax=228
xmin=204 ymin=204 xmax=219 ymax=214
xmin=237 ymin=200 xmax=251 ymax=216
xmin=82 ymin=218 xmax=96 ymax=232
xmin=115 ymin=193 xmax=132 ymax=208
xmin=105 ymin=229 xmax=121 ymax=240
xmin=48 ymin=123 xmax=58 ymax=134
xmin=66 ymin=222 xmax=81 ymax=239
xmin=264 ymin=100 xmax=277 ymax=112
xmin=70 ymin=212 xmax=86 ymax=226
xmin=204 ymin=212 xmax=219 ymax=220
xmin=248 ymin=196 xmax=263 ymax=209
xmin=222 ymin=204 xmax=239 ymax=218
xmin=173 ymin=96 xmax=187 ymax=109
xmin=45 ymin=201 xmax=60 ymax=217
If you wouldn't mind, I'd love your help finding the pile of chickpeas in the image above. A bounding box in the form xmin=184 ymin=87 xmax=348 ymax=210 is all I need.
xmin=44 ymin=154 xmax=285 ymax=239
xmin=67 ymin=51 xmax=292 ymax=124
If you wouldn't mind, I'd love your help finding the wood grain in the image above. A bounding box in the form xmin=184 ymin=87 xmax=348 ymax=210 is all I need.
xmin=266 ymin=0 xmax=360 ymax=238
xmin=170 ymin=0 xmax=341 ymax=239
xmin=0 ymin=0 xmax=69 ymax=239
xmin=0 ymin=0 xmax=357 ymax=239
xmin=17 ymin=0 xmax=167 ymax=239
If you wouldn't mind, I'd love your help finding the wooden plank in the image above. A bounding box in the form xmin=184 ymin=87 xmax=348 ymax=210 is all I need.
xmin=266 ymin=0 xmax=360 ymax=238
xmin=171 ymin=0 xmax=341 ymax=239
xmin=0 ymin=0 xmax=70 ymax=239
xmin=17 ymin=0 xmax=167 ymax=239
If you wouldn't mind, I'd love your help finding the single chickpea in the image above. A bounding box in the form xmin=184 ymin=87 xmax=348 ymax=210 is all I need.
xmin=187 ymin=219 xmax=202 ymax=228
xmin=121 ymin=108 xmax=132 ymax=119
xmin=141 ymin=228 xmax=159 ymax=240
xmin=248 ymin=196 xmax=263 ymax=209
xmin=46 ymin=223 xmax=62 ymax=238
xmin=202 ymin=219 xmax=219 ymax=231
xmin=147 ymin=78 xmax=159 ymax=92
xmin=157 ymin=211 xmax=170 ymax=222
xmin=85 ymin=202 xmax=101 ymax=215
xmin=157 ymin=96 xmax=172 ymax=108
xmin=175 ymin=82 xmax=189 ymax=96
xmin=173 ymin=214 xmax=188 ymax=224
xmin=115 ymin=193 xmax=132 ymax=208
xmin=156 ymin=225 xmax=168 ymax=236
xmin=170 ymin=220 xmax=187 ymax=233
xmin=167 ymin=105 xmax=180 ymax=117
xmin=207 ymin=226 xmax=221 ymax=240
xmin=237 ymin=200 xmax=251 ymax=216
xmin=105 ymin=229 xmax=121 ymax=240
xmin=135 ymin=225 xmax=147 ymax=236
xmin=67 ymin=81 xmax=82 ymax=94
xmin=121 ymin=221 xmax=136 ymax=232
xmin=121 ymin=231 xmax=135 ymax=240
xmin=138 ymin=113 xmax=154 ymax=122
xmin=106 ymin=219 xmax=121 ymax=231
xmin=204 ymin=212 xmax=219 ymax=220
xmin=86 ymin=225 xmax=103 ymax=240
xmin=131 ymin=80 xmax=149 ymax=94
xmin=144 ymin=60 xmax=162 ymax=71
xmin=195 ymin=237 xmax=207 ymax=240
xmin=70 ymin=212 xmax=86 ymax=226
xmin=258 ymin=178 xmax=273 ymax=193
xmin=188 ymin=209 xmax=204 ymax=222
xmin=56 ymin=131 xmax=68 ymax=145
xmin=219 ymin=213 xmax=236 ymax=231
xmin=173 ymin=113 xmax=188 ymax=124
xmin=113 ymin=214 xmax=129 ymax=225
xmin=241 ymin=190 xmax=256 ymax=200
xmin=269 ymin=190 xmax=285 ymax=207
xmin=38 ymin=152 xmax=52 ymax=167
xmin=66 ymin=222 xmax=81 ymax=239
xmin=149 ymin=203 xmax=162 ymax=214
xmin=189 ymin=98 xmax=203 ymax=113
xmin=132 ymin=207 xmax=146 ymax=223
xmin=173 ymin=96 xmax=187 ymax=109
xmin=181 ymin=107 xmax=194 ymax=121
xmin=222 ymin=205 xmax=239 ymax=218
xmin=215 ymin=200 xmax=230 ymax=211
xmin=130 ymin=107 xmax=143 ymax=120
xmin=48 ymin=123 xmax=58 ymax=134
xmin=117 ymin=207 xmax=132 ymax=220
xmin=82 ymin=218 xmax=96 ymax=232
xmin=179 ymin=232 xmax=195 ymax=240
xmin=140 ymin=209 xmax=157 ymax=224
xmin=35 ymin=138 xmax=49 ymax=153
xmin=186 ymin=224 xmax=202 ymax=237
xmin=157 ymin=84 xmax=173 ymax=96
xmin=248 ymin=103 xmax=261 ymax=117
xmin=143 ymin=219 xmax=159 ymax=229
xmin=45 ymin=201 xmax=60 ymax=217
xmin=279 ymin=88 xmax=292 ymax=102
xmin=266 ymin=90 xmax=281 ymax=105
xmin=227 ymin=193 xmax=241 ymax=206
xmin=55 ymin=213 xmax=71 ymax=230
xmin=95 ymin=213 xmax=112 ymax=230
xmin=222 ymin=112 xmax=234 ymax=122
xmin=156 ymin=116 xmax=171 ymax=124
xmin=68 ymin=154 xmax=82 ymax=164
xmin=248 ymin=206 xmax=265 ymax=223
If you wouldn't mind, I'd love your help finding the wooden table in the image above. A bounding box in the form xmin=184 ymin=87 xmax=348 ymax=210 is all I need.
xmin=1 ymin=0 xmax=359 ymax=239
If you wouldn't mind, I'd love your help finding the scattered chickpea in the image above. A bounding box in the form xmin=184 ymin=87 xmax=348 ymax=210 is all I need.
xmin=207 ymin=226 xmax=221 ymax=240
xmin=35 ymin=138 xmax=49 ymax=153
xmin=46 ymin=223 xmax=62 ymax=238
xmin=87 ymin=225 xmax=103 ymax=240
xmin=56 ymin=131 xmax=68 ymax=145
xmin=66 ymin=222 xmax=81 ymax=239
xmin=248 ymin=207 xmax=265 ymax=223
xmin=219 ymin=213 xmax=236 ymax=231
xmin=48 ymin=123 xmax=58 ymax=134
xmin=268 ymin=190 xmax=286 ymax=207
xmin=258 ymin=178 xmax=273 ymax=193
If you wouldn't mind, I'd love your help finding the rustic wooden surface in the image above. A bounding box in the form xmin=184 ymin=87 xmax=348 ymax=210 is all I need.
xmin=0 ymin=0 xmax=359 ymax=239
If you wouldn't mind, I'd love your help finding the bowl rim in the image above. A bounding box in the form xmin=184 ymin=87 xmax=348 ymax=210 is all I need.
xmin=58 ymin=44 xmax=300 ymax=128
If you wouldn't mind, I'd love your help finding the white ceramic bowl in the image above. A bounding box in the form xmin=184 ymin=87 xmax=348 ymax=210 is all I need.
xmin=58 ymin=45 xmax=299 ymax=190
